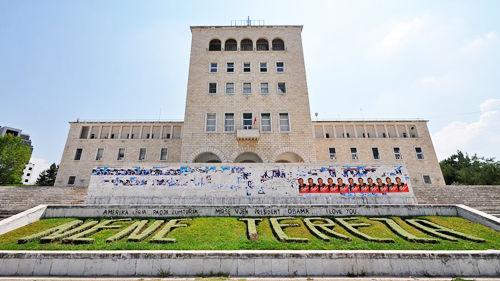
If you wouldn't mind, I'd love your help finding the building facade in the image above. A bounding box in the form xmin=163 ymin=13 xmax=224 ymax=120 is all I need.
xmin=0 ymin=126 xmax=32 ymax=150
xmin=21 ymin=162 xmax=36 ymax=185
xmin=55 ymin=24 xmax=445 ymax=187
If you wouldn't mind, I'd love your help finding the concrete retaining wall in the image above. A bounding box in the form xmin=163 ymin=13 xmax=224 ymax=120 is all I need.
xmin=0 ymin=205 xmax=46 ymax=236
xmin=42 ymin=204 xmax=500 ymax=230
xmin=1 ymin=250 xmax=499 ymax=277
xmin=44 ymin=204 xmax=459 ymax=218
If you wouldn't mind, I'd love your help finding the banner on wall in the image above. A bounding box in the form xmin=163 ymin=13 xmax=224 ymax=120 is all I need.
xmin=89 ymin=164 xmax=413 ymax=199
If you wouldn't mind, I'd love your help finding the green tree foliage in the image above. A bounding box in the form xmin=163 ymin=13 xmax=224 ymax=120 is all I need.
xmin=36 ymin=163 xmax=59 ymax=186
xmin=0 ymin=134 xmax=31 ymax=184
xmin=440 ymin=151 xmax=500 ymax=185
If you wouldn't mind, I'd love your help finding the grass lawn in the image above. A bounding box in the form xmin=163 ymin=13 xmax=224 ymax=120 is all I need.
xmin=0 ymin=216 xmax=498 ymax=250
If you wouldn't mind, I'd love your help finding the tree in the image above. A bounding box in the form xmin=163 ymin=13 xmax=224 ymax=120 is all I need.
xmin=0 ymin=134 xmax=32 ymax=184
xmin=440 ymin=151 xmax=500 ymax=185
xmin=36 ymin=163 xmax=59 ymax=186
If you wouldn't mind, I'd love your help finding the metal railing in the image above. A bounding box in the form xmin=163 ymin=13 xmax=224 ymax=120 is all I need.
xmin=231 ymin=19 xmax=265 ymax=26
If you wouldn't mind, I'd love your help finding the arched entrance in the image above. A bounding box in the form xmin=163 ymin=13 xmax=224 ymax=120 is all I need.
xmin=193 ymin=152 xmax=222 ymax=163
xmin=275 ymin=152 xmax=304 ymax=163
xmin=234 ymin=152 xmax=263 ymax=163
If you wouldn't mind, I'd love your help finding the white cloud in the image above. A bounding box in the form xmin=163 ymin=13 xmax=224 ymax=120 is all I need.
xmin=27 ymin=156 xmax=51 ymax=185
xmin=460 ymin=31 xmax=497 ymax=54
xmin=433 ymin=99 xmax=500 ymax=160
xmin=418 ymin=74 xmax=452 ymax=88
xmin=375 ymin=16 xmax=428 ymax=54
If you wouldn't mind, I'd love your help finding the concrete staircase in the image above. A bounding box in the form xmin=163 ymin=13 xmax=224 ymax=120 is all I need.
xmin=413 ymin=185 xmax=500 ymax=217
xmin=0 ymin=185 xmax=499 ymax=220
xmin=0 ymin=186 xmax=87 ymax=220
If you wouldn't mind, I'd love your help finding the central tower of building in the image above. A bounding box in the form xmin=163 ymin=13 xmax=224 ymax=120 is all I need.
xmin=181 ymin=25 xmax=316 ymax=163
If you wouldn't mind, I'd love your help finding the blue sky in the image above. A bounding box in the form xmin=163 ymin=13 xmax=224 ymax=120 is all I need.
xmin=1 ymin=0 xmax=499 ymax=175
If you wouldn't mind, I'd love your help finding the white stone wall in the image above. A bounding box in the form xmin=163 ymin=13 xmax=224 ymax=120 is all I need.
xmin=1 ymin=250 xmax=499 ymax=277
xmin=85 ymin=163 xmax=417 ymax=205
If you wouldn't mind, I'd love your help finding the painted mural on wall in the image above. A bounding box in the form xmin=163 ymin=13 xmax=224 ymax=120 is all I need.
xmin=90 ymin=164 xmax=412 ymax=198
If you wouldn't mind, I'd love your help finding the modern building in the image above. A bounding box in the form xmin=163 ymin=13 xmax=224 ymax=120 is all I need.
xmin=0 ymin=126 xmax=33 ymax=150
xmin=55 ymin=23 xmax=445 ymax=188
xmin=21 ymin=162 xmax=36 ymax=185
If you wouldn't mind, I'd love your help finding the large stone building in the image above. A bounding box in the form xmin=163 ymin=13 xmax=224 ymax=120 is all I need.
xmin=55 ymin=24 xmax=445 ymax=187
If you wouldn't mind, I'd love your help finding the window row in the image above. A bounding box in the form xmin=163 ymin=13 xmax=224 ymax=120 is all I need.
xmin=209 ymin=82 xmax=286 ymax=95
xmin=74 ymin=147 xmax=169 ymax=161
xmin=328 ymin=147 xmax=425 ymax=161
xmin=210 ymin=62 xmax=284 ymax=73
xmin=314 ymin=123 xmax=419 ymax=139
xmin=206 ymin=113 xmax=290 ymax=132
xmin=209 ymin=38 xmax=285 ymax=51
xmin=79 ymin=125 xmax=182 ymax=140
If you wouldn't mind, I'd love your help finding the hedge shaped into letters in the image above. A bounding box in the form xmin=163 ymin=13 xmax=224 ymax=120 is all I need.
xmin=239 ymin=218 xmax=262 ymax=241
xmin=150 ymin=219 xmax=191 ymax=243
xmin=40 ymin=220 xmax=100 ymax=243
xmin=125 ymin=220 xmax=165 ymax=242
xmin=303 ymin=217 xmax=351 ymax=241
xmin=269 ymin=217 xmax=308 ymax=242
xmin=106 ymin=220 xmax=150 ymax=243
xmin=18 ymin=220 xmax=83 ymax=244
xmin=335 ymin=217 xmax=394 ymax=243
xmin=405 ymin=219 xmax=485 ymax=243
xmin=370 ymin=218 xmax=438 ymax=243
xmin=62 ymin=219 xmax=130 ymax=244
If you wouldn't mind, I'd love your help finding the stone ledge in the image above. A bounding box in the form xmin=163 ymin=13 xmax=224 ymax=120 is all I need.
xmin=0 ymin=250 xmax=498 ymax=277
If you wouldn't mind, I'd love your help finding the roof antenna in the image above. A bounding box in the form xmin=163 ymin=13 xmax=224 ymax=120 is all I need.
xmin=247 ymin=16 xmax=251 ymax=26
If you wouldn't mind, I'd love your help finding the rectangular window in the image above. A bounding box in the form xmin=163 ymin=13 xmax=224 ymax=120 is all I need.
xmin=394 ymin=147 xmax=402 ymax=160
xmin=224 ymin=113 xmax=235 ymax=132
xmin=138 ymin=148 xmax=147 ymax=161
xmin=260 ymin=62 xmax=267 ymax=72
xmin=117 ymin=148 xmax=125 ymax=160
xmin=351 ymin=147 xmax=358 ymax=160
xmin=74 ymin=148 xmax=83 ymax=160
xmin=415 ymin=147 xmax=424 ymax=159
xmin=243 ymin=113 xmax=253 ymax=129
xmin=208 ymin=82 xmax=217 ymax=94
xmin=423 ymin=175 xmax=432 ymax=184
xmin=279 ymin=113 xmax=290 ymax=132
xmin=243 ymin=62 xmax=251 ymax=72
xmin=80 ymin=126 xmax=89 ymax=139
xmin=276 ymin=62 xmax=284 ymax=72
xmin=206 ymin=113 xmax=216 ymax=132
xmin=95 ymin=148 xmax=104 ymax=161
xmin=67 ymin=176 xmax=76 ymax=185
xmin=260 ymin=82 xmax=269 ymax=94
xmin=372 ymin=147 xmax=380 ymax=160
xmin=261 ymin=113 xmax=271 ymax=132
xmin=225 ymin=82 xmax=235 ymax=94
xmin=209 ymin=62 xmax=218 ymax=73
xmin=226 ymin=62 xmax=234 ymax=73
xmin=278 ymin=82 xmax=286 ymax=94
xmin=243 ymin=82 xmax=252 ymax=94
xmin=160 ymin=148 xmax=168 ymax=161
xmin=329 ymin=147 xmax=336 ymax=160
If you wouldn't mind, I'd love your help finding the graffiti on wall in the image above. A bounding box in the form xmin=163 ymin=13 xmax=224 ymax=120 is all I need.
xmin=90 ymin=164 xmax=412 ymax=197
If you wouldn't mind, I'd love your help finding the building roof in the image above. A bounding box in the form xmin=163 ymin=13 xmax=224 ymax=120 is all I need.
xmin=69 ymin=118 xmax=428 ymax=125
xmin=70 ymin=119 xmax=183 ymax=124
xmin=190 ymin=25 xmax=303 ymax=31
xmin=312 ymin=119 xmax=428 ymax=123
